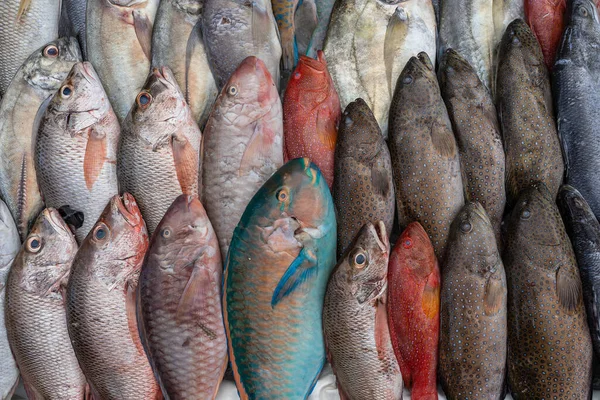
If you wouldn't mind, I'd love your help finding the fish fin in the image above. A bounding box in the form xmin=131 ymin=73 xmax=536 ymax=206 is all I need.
xmin=23 ymin=380 xmax=43 ymax=400
xmin=172 ymin=135 xmax=199 ymax=195
xmin=84 ymin=128 xmax=107 ymax=191
xmin=384 ymin=7 xmax=409 ymax=96
xmin=126 ymin=281 xmax=144 ymax=356
xmin=176 ymin=262 xmax=211 ymax=322
xmin=251 ymin=1 xmax=275 ymax=52
xmin=371 ymin=163 xmax=391 ymax=197
xmin=185 ymin=20 xmax=203 ymax=106
xmin=558 ymin=122 xmax=569 ymax=180
xmin=133 ymin=10 xmax=153 ymax=61
xmin=484 ymin=274 xmax=505 ymax=316
xmin=294 ymin=0 xmax=318 ymax=56
xmin=84 ymin=383 xmax=95 ymax=400
xmin=239 ymin=121 xmax=276 ymax=175
xmin=316 ymin=107 xmax=337 ymax=150
xmin=16 ymin=0 xmax=31 ymax=20
xmin=422 ymin=274 xmax=440 ymax=319
xmin=556 ymin=264 xmax=582 ymax=312
xmin=430 ymin=121 xmax=457 ymax=158
xmin=271 ymin=247 xmax=317 ymax=307
xmin=374 ymin=295 xmax=392 ymax=358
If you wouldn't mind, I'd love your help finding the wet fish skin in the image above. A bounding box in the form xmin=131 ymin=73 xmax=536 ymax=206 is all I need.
xmin=525 ymin=0 xmax=567 ymax=70
xmin=439 ymin=49 xmax=506 ymax=247
xmin=0 ymin=37 xmax=82 ymax=240
xmin=36 ymin=61 xmax=119 ymax=244
xmin=66 ymin=194 xmax=162 ymax=400
xmin=387 ymin=222 xmax=439 ymax=400
xmin=493 ymin=0 xmax=525 ymax=49
xmin=504 ymin=183 xmax=592 ymax=399
xmin=138 ymin=195 xmax=227 ymax=400
xmin=272 ymin=0 xmax=300 ymax=71
xmin=305 ymin=0 xmax=335 ymax=58
xmin=59 ymin=0 xmax=88 ymax=59
xmin=439 ymin=202 xmax=507 ymax=400
xmin=333 ymin=98 xmax=394 ymax=258
xmin=5 ymin=208 xmax=87 ymax=399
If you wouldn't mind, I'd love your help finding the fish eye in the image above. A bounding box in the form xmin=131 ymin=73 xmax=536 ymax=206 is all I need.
xmin=60 ymin=85 xmax=74 ymax=98
xmin=26 ymin=236 xmax=42 ymax=253
xmin=161 ymin=228 xmax=171 ymax=239
xmin=521 ymin=209 xmax=531 ymax=220
xmin=276 ymin=188 xmax=289 ymax=202
xmin=402 ymin=238 xmax=412 ymax=249
xmin=353 ymin=251 xmax=367 ymax=268
xmin=402 ymin=75 xmax=413 ymax=84
xmin=43 ymin=45 xmax=59 ymax=58
xmin=293 ymin=72 xmax=301 ymax=80
xmin=93 ymin=224 xmax=108 ymax=241
xmin=460 ymin=221 xmax=472 ymax=233
xmin=136 ymin=92 xmax=153 ymax=109
xmin=579 ymin=5 xmax=589 ymax=17
xmin=228 ymin=86 xmax=238 ymax=96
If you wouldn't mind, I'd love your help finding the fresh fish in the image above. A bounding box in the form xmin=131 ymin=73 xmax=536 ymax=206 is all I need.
xmin=333 ymin=98 xmax=394 ymax=258
xmin=272 ymin=0 xmax=299 ymax=71
xmin=224 ymin=158 xmax=336 ymax=399
xmin=151 ymin=0 xmax=218 ymax=128
xmin=202 ymin=0 xmax=282 ymax=90
xmin=66 ymin=194 xmax=162 ymax=400
xmin=553 ymin=0 xmax=600 ymax=219
xmin=35 ymin=62 xmax=119 ymax=244
xmin=59 ymin=0 xmax=88 ymax=59
xmin=0 ymin=37 xmax=81 ymax=240
xmin=504 ymin=183 xmax=592 ymax=399
xmin=496 ymin=19 xmax=563 ymax=207
xmin=439 ymin=49 xmax=506 ymax=246
xmin=388 ymin=52 xmax=464 ymax=260
xmin=86 ymin=0 xmax=160 ymax=122
xmin=202 ymin=56 xmax=283 ymax=260
xmin=138 ymin=195 xmax=227 ymax=399
xmin=493 ymin=0 xmax=525 ymax=48
xmin=439 ymin=202 xmax=507 ymax=400
xmin=306 ymin=0 xmax=335 ymax=58
xmin=283 ymin=51 xmax=341 ymax=188
xmin=525 ymin=0 xmax=567 ymax=69
xmin=5 ymin=208 xmax=88 ymax=399
xmin=387 ymin=222 xmax=439 ymax=400
xmin=293 ymin=0 xmax=318 ymax=58
xmin=0 ymin=0 xmax=61 ymax=96
xmin=118 ymin=67 xmax=202 ymax=236
xmin=324 ymin=0 xmax=437 ymax=138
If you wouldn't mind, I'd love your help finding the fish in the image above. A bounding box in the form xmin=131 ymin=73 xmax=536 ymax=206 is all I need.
xmin=151 ymin=0 xmax=218 ymax=128
xmin=0 ymin=0 xmax=61 ymax=96
xmin=496 ymin=19 xmax=563 ymax=207
xmin=118 ymin=66 xmax=202 ymax=236
xmin=59 ymin=0 xmax=88 ymax=60
xmin=35 ymin=61 xmax=120 ymax=244
xmin=553 ymin=0 xmax=600 ymax=219
xmin=5 ymin=208 xmax=88 ymax=399
xmin=439 ymin=202 xmax=507 ymax=400
xmin=439 ymin=49 xmax=506 ymax=247
xmin=387 ymin=222 xmax=439 ymax=400
xmin=283 ymin=51 xmax=341 ymax=189
xmin=324 ymin=0 xmax=437 ymax=138
xmin=0 ymin=37 xmax=82 ymax=240
xmin=525 ymin=0 xmax=567 ymax=70
xmin=202 ymin=0 xmax=282 ymax=90
xmin=305 ymin=0 xmax=335 ymax=58
xmin=66 ymin=193 xmax=162 ymax=400
xmin=493 ymin=0 xmax=525 ymax=49
xmin=86 ymin=0 xmax=160 ymax=122
xmin=272 ymin=0 xmax=299 ymax=71
xmin=388 ymin=52 xmax=464 ymax=260
xmin=137 ymin=195 xmax=227 ymax=399
xmin=202 ymin=56 xmax=283 ymax=260
xmin=293 ymin=0 xmax=318 ymax=58
xmin=504 ymin=183 xmax=592 ymax=399
xmin=224 ymin=158 xmax=336 ymax=399
xmin=333 ymin=98 xmax=394 ymax=258
xmin=558 ymin=185 xmax=600 ymax=360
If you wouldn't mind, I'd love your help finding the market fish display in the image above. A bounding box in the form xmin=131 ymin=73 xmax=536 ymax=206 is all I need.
xmin=272 ymin=0 xmax=300 ymax=71
xmin=333 ymin=98 xmax=394 ymax=258
xmin=525 ymin=0 xmax=566 ymax=69
xmin=224 ymin=158 xmax=336 ymax=399
xmin=5 ymin=208 xmax=88 ymax=399
xmin=324 ymin=0 xmax=437 ymax=138
xmin=202 ymin=56 xmax=283 ymax=259
xmin=439 ymin=202 xmax=507 ymax=400
xmin=387 ymin=222 xmax=439 ymax=400
xmin=388 ymin=52 xmax=464 ymax=260
xmin=504 ymin=183 xmax=592 ymax=399
xmin=118 ymin=67 xmax=202 ymax=235
xmin=306 ymin=0 xmax=336 ymax=58
xmin=0 ymin=38 xmax=81 ymax=240
xmin=138 ymin=195 xmax=227 ymax=399
xmin=35 ymin=61 xmax=119 ymax=243
xmin=66 ymin=194 xmax=161 ymax=400
xmin=59 ymin=0 xmax=88 ymax=59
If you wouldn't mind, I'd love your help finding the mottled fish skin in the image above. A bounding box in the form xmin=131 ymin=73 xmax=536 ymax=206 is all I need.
xmin=439 ymin=49 xmax=506 ymax=247
xmin=202 ymin=0 xmax=282 ymax=90
xmin=36 ymin=62 xmax=119 ymax=244
xmin=118 ymin=66 xmax=202 ymax=236
xmin=439 ymin=202 xmax=507 ymax=400
xmin=388 ymin=52 xmax=464 ymax=261
xmin=5 ymin=209 xmax=88 ymax=400
xmin=138 ymin=195 xmax=227 ymax=400
xmin=202 ymin=56 xmax=283 ymax=260
xmin=151 ymin=0 xmax=218 ymax=128
xmin=306 ymin=0 xmax=335 ymax=58
xmin=525 ymin=0 xmax=567 ymax=70
xmin=387 ymin=222 xmax=439 ymax=400
xmin=496 ymin=19 xmax=563 ymax=208
xmin=0 ymin=0 xmax=61 ymax=96
xmin=553 ymin=0 xmax=600 ymax=220
xmin=59 ymin=0 xmax=88 ymax=60
xmin=66 ymin=194 xmax=162 ymax=400
xmin=504 ymin=183 xmax=592 ymax=399
xmin=333 ymin=98 xmax=394 ymax=258
xmin=0 ymin=37 xmax=82 ymax=240
xmin=86 ymin=0 xmax=160 ymax=122
xmin=558 ymin=185 xmax=600 ymax=360
xmin=324 ymin=0 xmax=437 ymax=138
xmin=272 ymin=0 xmax=300 ymax=71
xmin=224 ymin=158 xmax=336 ymax=399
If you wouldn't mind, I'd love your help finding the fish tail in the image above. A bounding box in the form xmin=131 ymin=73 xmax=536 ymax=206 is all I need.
xmin=281 ymin=30 xmax=298 ymax=71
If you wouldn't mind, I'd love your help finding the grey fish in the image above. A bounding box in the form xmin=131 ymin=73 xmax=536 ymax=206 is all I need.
xmin=493 ymin=0 xmax=525 ymax=48
xmin=59 ymin=0 xmax=87 ymax=59
xmin=305 ymin=0 xmax=335 ymax=58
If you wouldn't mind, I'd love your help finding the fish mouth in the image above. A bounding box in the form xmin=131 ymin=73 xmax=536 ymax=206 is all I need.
xmin=79 ymin=61 xmax=97 ymax=82
xmin=370 ymin=221 xmax=388 ymax=253
xmin=45 ymin=209 xmax=71 ymax=237
xmin=114 ymin=193 xmax=141 ymax=227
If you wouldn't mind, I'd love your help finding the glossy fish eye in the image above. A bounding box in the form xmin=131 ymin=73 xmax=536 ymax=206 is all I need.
xmin=521 ymin=209 xmax=531 ymax=220
xmin=228 ymin=86 xmax=238 ymax=96
xmin=26 ymin=236 xmax=42 ymax=253
xmin=93 ymin=224 xmax=108 ymax=241
xmin=460 ymin=221 xmax=472 ymax=233
xmin=136 ymin=92 xmax=152 ymax=109
xmin=402 ymin=238 xmax=412 ymax=249
xmin=161 ymin=228 xmax=171 ymax=238
xmin=60 ymin=85 xmax=74 ymax=98
xmin=354 ymin=252 xmax=367 ymax=268
xmin=293 ymin=72 xmax=301 ymax=80
xmin=579 ymin=5 xmax=589 ymax=17
xmin=403 ymin=75 xmax=413 ymax=84
xmin=43 ymin=45 xmax=59 ymax=58
xmin=276 ymin=188 xmax=289 ymax=202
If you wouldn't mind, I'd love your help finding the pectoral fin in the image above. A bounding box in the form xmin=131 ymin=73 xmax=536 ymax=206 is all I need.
xmin=316 ymin=107 xmax=338 ymax=151
xmin=430 ymin=120 xmax=457 ymax=158
xmin=556 ymin=264 xmax=582 ymax=312
xmin=17 ymin=0 xmax=31 ymax=20
xmin=422 ymin=275 xmax=440 ymax=319
xmin=84 ymin=128 xmax=107 ymax=191
xmin=371 ymin=163 xmax=390 ymax=197
xmin=240 ymin=121 xmax=276 ymax=175
xmin=126 ymin=282 xmax=144 ymax=355
xmin=484 ymin=274 xmax=505 ymax=316
xmin=271 ymin=247 xmax=318 ymax=307
xmin=172 ymin=135 xmax=199 ymax=195
xmin=384 ymin=7 xmax=409 ymax=96
xmin=176 ymin=262 xmax=212 ymax=322
xmin=133 ymin=10 xmax=153 ymax=60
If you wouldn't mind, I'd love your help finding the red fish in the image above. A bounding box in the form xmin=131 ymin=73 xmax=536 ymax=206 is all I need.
xmin=283 ymin=50 xmax=341 ymax=188
xmin=525 ymin=0 xmax=567 ymax=70
xmin=387 ymin=222 xmax=440 ymax=400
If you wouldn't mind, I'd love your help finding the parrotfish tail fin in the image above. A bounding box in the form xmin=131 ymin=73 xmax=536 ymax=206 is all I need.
xmin=133 ymin=10 xmax=153 ymax=61
xmin=294 ymin=0 xmax=318 ymax=57
xmin=556 ymin=263 xmax=582 ymax=312
xmin=271 ymin=247 xmax=318 ymax=307
xmin=186 ymin=19 xmax=203 ymax=106
xmin=16 ymin=0 xmax=31 ymax=21
xmin=384 ymin=6 xmax=409 ymax=96
xmin=172 ymin=134 xmax=199 ymax=195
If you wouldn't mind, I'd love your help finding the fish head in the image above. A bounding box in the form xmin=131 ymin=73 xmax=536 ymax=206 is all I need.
xmin=557 ymin=185 xmax=600 ymax=253
xmin=392 ymin=222 xmax=436 ymax=281
xmin=500 ymin=19 xmax=546 ymax=73
xmin=568 ymin=0 xmax=600 ymax=29
xmin=394 ymin=52 xmax=437 ymax=107
xmin=336 ymin=98 xmax=384 ymax=163
xmin=288 ymin=52 xmax=328 ymax=95
xmin=439 ymin=48 xmax=487 ymax=102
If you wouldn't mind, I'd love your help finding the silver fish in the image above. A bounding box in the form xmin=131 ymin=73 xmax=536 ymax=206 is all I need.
xmin=59 ymin=0 xmax=88 ymax=60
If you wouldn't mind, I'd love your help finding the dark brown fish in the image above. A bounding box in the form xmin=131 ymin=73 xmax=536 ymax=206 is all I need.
xmin=333 ymin=98 xmax=395 ymax=258
xmin=504 ymin=183 xmax=592 ymax=399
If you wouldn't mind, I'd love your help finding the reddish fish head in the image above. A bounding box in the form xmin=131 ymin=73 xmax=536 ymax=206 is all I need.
xmin=289 ymin=51 xmax=327 ymax=87
xmin=392 ymin=222 xmax=437 ymax=281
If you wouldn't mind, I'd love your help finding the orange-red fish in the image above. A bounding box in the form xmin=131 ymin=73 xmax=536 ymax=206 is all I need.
xmin=525 ymin=0 xmax=567 ymax=69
